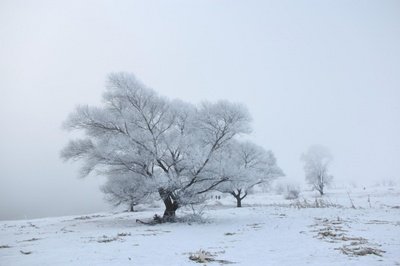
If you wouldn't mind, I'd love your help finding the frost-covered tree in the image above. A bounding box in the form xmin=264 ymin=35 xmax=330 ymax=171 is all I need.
xmin=61 ymin=72 xmax=252 ymax=221
xmin=301 ymin=145 xmax=333 ymax=195
xmin=101 ymin=173 xmax=154 ymax=212
xmin=216 ymin=141 xmax=284 ymax=207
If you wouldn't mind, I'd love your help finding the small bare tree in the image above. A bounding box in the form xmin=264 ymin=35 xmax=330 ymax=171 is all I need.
xmin=216 ymin=141 xmax=284 ymax=207
xmin=301 ymin=145 xmax=333 ymax=196
xmin=101 ymin=173 xmax=154 ymax=212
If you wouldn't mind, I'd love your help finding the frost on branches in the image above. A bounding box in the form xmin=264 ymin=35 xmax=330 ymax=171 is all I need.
xmin=61 ymin=72 xmax=279 ymax=221
xmin=101 ymin=173 xmax=155 ymax=212
xmin=301 ymin=145 xmax=333 ymax=196
xmin=214 ymin=141 xmax=284 ymax=207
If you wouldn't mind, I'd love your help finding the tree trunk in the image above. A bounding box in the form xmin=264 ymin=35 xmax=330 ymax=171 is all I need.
xmin=231 ymin=189 xmax=247 ymax=208
xmin=236 ymin=196 xmax=242 ymax=207
xmin=317 ymin=184 xmax=324 ymax=196
xmin=162 ymin=204 xmax=177 ymax=221
xmin=159 ymin=188 xmax=179 ymax=222
xmin=317 ymin=176 xmax=324 ymax=195
xmin=129 ymin=203 xmax=134 ymax=212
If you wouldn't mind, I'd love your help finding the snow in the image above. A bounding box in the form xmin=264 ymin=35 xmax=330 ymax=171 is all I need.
xmin=1 ymin=186 xmax=399 ymax=265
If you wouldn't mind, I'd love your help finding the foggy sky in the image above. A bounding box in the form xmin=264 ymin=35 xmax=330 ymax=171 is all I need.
xmin=1 ymin=0 xmax=399 ymax=220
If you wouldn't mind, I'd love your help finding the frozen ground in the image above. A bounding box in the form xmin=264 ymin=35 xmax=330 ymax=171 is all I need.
xmin=1 ymin=186 xmax=399 ymax=265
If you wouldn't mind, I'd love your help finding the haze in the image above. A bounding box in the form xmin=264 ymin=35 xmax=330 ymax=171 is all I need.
xmin=1 ymin=0 xmax=399 ymax=221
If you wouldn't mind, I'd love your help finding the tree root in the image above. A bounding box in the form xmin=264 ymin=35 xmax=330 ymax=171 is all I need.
xmin=136 ymin=214 xmax=176 ymax=225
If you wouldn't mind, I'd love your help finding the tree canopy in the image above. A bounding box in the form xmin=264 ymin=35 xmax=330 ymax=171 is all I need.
xmin=62 ymin=72 xmax=267 ymax=221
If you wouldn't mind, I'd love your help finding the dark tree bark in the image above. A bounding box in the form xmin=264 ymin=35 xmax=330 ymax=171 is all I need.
xmin=317 ymin=182 xmax=324 ymax=196
xmin=159 ymin=188 xmax=179 ymax=221
xmin=231 ymin=189 xmax=247 ymax=208
xmin=236 ymin=196 xmax=242 ymax=207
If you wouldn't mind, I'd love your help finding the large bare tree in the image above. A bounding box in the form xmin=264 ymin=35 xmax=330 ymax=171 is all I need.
xmin=61 ymin=72 xmax=252 ymax=221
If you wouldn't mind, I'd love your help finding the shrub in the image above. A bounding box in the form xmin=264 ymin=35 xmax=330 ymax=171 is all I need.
xmin=284 ymin=185 xmax=300 ymax=200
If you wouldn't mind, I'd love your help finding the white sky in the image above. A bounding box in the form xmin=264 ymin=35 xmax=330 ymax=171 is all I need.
xmin=1 ymin=0 xmax=399 ymax=220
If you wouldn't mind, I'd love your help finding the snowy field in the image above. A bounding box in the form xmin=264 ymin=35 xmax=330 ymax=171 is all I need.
xmin=1 ymin=186 xmax=399 ymax=266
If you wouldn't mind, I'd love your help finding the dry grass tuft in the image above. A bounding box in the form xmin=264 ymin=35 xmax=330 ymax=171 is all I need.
xmin=189 ymin=249 xmax=236 ymax=264
xmin=312 ymin=217 xmax=385 ymax=257
xmin=338 ymin=246 xmax=385 ymax=257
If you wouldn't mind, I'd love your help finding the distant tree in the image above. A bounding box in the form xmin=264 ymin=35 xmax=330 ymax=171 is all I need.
xmin=101 ymin=173 xmax=154 ymax=212
xmin=216 ymin=141 xmax=284 ymax=207
xmin=301 ymin=145 xmax=333 ymax=195
xmin=61 ymin=72 xmax=253 ymax=222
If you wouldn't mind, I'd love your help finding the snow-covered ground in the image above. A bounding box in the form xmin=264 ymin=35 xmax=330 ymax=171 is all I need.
xmin=1 ymin=186 xmax=399 ymax=265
